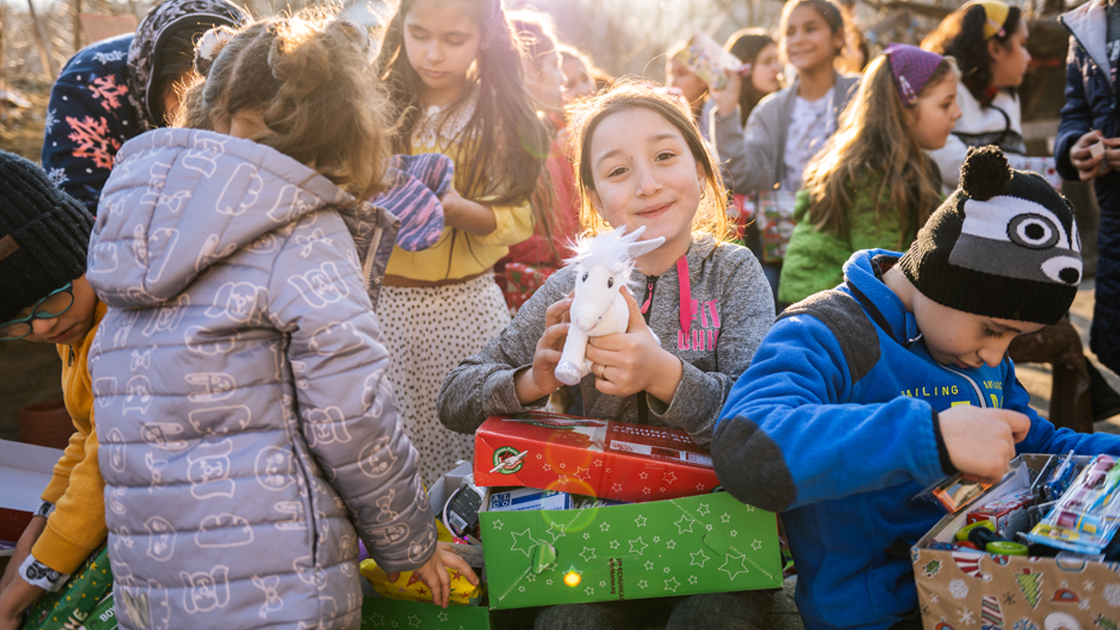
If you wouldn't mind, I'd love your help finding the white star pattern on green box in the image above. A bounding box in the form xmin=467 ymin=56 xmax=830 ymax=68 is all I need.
xmin=480 ymin=493 xmax=779 ymax=609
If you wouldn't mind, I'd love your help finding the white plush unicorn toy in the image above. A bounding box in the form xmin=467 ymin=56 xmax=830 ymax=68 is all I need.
xmin=554 ymin=225 xmax=665 ymax=386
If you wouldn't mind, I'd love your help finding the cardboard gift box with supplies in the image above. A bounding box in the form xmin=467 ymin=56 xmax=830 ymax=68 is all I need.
xmin=913 ymin=453 xmax=1120 ymax=630
xmin=472 ymin=413 xmax=720 ymax=503
xmin=24 ymin=545 xmax=116 ymax=630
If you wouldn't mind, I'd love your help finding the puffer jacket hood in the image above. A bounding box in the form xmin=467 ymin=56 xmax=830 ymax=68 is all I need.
xmin=89 ymin=128 xmax=397 ymax=309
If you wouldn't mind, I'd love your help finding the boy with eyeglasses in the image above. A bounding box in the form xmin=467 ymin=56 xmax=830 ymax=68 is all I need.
xmin=0 ymin=151 xmax=104 ymax=629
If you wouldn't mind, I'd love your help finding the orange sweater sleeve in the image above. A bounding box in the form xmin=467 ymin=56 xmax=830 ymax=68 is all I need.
xmin=32 ymin=303 xmax=108 ymax=574
xmin=32 ymin=416 xmax=106 ymax=574
xmin=39 ymin=422 xmax=89 ymax=505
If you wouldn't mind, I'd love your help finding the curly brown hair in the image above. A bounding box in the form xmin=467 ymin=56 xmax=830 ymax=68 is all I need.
xmin=178 ymin=9 xmax=392 ymax=201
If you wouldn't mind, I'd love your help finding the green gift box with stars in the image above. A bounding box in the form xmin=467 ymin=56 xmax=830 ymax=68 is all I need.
xmin=23 ymin=544 xmax=116 ymax=630
xmin=361 ymin=596 xmax=491 ymax=630
xmin=479 ymin=492 xmax=780 ymax=609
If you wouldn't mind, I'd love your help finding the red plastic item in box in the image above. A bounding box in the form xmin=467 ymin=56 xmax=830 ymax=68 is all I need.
xmin=473 ymin=412 xmax=718 ymax=503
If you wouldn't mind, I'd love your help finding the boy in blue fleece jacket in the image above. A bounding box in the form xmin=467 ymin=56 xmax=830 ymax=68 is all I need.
xmin=711 ymin=145 xmax=1120 ymax=630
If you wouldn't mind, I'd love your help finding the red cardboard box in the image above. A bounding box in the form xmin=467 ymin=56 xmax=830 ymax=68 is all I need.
xmin=473 ymin=413 xmax=718 ymax=503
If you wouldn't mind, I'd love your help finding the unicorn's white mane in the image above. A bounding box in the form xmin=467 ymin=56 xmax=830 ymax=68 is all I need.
xmin=565 ymin=227 xmax=645 ymax=278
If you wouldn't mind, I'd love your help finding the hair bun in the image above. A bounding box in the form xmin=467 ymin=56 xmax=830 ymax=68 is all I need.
xmin=960 ymin=144 xmax=1011 ymax=201
xmin=327 ymin=18 xmax=370 ymax=54
xmin=266 ymin=19 xmax=362 ymax=89
xmin=194 ymin=26 xmax=237 ymax=77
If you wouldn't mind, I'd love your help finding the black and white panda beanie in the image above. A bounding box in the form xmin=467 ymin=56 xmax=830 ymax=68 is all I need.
xmin=898 ymin=145 xmax=1082 ymax=325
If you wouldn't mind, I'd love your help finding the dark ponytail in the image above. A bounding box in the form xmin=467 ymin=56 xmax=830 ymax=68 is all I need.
xmin=725 ymin=29 xmax=775 ymax=127
xmin=921 ymin=3 xmax=1022 ymax=103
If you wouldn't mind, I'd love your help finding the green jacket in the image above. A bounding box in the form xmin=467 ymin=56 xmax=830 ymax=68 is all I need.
xmin=778 ymin=173 xmax=932 ymax=304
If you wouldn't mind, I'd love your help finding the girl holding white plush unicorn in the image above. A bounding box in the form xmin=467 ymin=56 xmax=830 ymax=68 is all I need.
xmin=438 ymin=79 xmax=775 ymax=630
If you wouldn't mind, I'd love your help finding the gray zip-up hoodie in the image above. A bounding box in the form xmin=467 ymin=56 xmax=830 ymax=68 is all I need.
xmin=713 ymin=72 xmax=860 ymax=194
xmin=87 ymin=128 xmax=436 ymax=630
xmin=438 ymin=236 xmax=774 ymax=446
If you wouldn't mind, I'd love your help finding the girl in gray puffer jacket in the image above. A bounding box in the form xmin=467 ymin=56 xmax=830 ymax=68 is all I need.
xmin=87 ymin=13 xmax=474 ymax=630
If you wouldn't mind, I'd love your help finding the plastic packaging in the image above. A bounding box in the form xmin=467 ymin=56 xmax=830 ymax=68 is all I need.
xmin=966 ymin=490 xmax=1033 ymax=535
xmin=360 ymin=519 xmax=485 ymax=605
xmin=918 ymin=472 xmax=991 ymax=513
xmin=1025 ymin=455 xmax=1120 ymax=554
xmin=1041 ymin=450 xmax=1078 ymax=502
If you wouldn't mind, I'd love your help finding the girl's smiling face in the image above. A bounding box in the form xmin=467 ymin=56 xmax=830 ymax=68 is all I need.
xmin=782 ymin=5 xmax=844 ymax=74
xmin=586 ymin=107 xmax=705 ymax=258
xmin=907 ymin=76 xmax=962 ymax=151
xmin=403 ymin=0 xmax=486 ymax=103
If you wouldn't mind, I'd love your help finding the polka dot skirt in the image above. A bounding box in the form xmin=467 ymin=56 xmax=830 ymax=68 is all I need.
xmin=376 ymin=273 xmax=511 ymax=486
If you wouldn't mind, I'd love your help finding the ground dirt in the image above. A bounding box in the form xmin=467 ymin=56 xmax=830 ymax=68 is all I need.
xmin=0 ymin=79 xmax=51 ymax=160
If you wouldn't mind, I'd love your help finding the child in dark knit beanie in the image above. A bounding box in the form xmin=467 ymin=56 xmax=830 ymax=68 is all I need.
xmin=0 ymin=151 xmax=109 ymax=627
xmin=710 ymin=146 xmax=1120 ymax=630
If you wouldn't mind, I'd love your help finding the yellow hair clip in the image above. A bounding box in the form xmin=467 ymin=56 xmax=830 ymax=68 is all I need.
xmin=962 ymin=0 xmax=1010 ymax=40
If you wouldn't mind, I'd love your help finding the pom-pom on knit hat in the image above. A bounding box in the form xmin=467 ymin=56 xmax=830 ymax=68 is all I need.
xmin=884 ymin=43 xmax=944 ymax=105
xmin=0 ymin=151 xmax=95 ymax=322
xmin=898 ymin=145 xmax=1082 ymax=325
